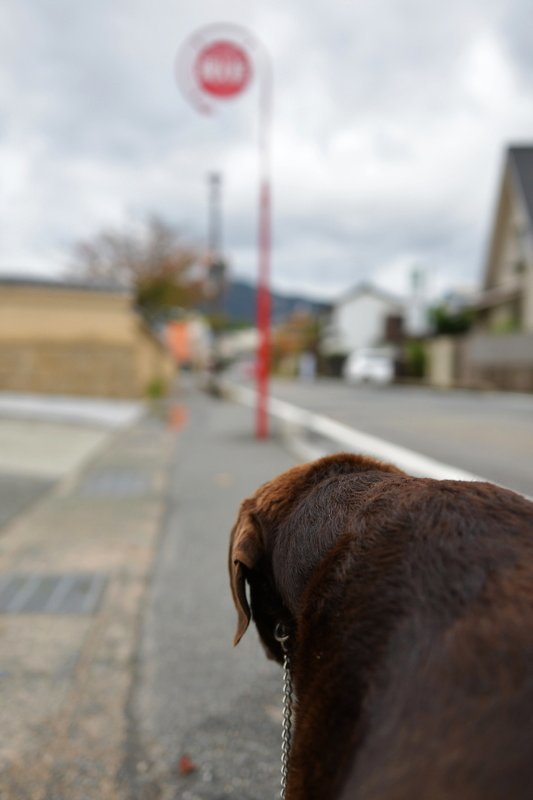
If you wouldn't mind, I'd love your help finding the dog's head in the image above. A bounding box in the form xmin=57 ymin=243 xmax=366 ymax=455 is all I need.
xmin=229 ymin=452 xmax=403 ymax=662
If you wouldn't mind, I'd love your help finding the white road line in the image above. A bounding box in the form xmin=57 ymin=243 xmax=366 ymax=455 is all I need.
xmin=224 ymin=382 xmax=484 ymax=482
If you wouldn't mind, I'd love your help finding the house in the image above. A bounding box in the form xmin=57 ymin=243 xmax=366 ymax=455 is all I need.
xmin=476 ymin=145 xmax=533 ymax=333
xmin=321 ymin=283 xmax=405 ymax=358
xmin=0 ymin=277 xmax=175 ymax=398
xmin=428 ymin=146 xmax=533 ymax=392
xmin=462 ymin=146 xmax=533 ymax=391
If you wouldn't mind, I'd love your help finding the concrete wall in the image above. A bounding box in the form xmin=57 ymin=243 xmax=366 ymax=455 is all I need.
xmin=0 ymin=285 xmax=135 ymax=344
xmin=0 ymin=284 xmax=175 ymax=398
xmin=427 ymin=337 xmax=457 ymax=389
xmin=427 ymin=333 xmax=533 ymax=392
xmin=136 ymin=325 xmax=175 ymax=394
xmin=461 ymin=333 xmax=533 ymax=391
xmin=0 ymin=342 xmax=138 ymax=397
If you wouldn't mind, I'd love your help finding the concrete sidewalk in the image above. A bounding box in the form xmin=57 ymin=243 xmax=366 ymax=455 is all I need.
xmin=0 ymin=409 xmax=175 ymax=800
xmin=0 ymin=393 xmax=145 ymax=532
xmin=135 ymin=386 xmax=297 ymax=800
xmin=0 ymin=387 xmax=300 ymax=800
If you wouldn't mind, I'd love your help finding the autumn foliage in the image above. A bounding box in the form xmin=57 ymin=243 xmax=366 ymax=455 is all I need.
xmin=70 ymin=215 xmax=206 ymax=322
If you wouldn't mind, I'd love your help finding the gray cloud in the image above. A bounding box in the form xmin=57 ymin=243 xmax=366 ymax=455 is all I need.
xmin=1 ymin=0 xmax=532 ymax=300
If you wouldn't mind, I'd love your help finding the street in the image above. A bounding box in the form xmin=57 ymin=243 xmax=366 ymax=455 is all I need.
xmin=265 ymin=379 xmax=533 ymax=497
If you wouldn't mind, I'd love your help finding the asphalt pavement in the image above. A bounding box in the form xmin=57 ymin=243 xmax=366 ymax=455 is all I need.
xmin=135 ymin=384 xmax=296 ymax=800
xmin=256 ymin=378 xmax=533 ymax=497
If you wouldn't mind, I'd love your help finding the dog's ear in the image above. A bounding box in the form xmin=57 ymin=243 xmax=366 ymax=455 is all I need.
xmin=229 ymin=500 xmax=264 ymax=646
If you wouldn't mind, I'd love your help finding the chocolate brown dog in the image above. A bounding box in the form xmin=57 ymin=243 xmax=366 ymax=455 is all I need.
xmin=229 ymin=452 xmax=533 ymax=800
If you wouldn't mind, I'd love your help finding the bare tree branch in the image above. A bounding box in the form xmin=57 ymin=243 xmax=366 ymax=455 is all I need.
xmin=68 ymin=215 xmax=206 ymax=320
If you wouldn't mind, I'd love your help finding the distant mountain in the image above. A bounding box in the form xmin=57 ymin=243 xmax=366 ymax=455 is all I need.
xmin=211 ymin=279 xmax=329 ymax=325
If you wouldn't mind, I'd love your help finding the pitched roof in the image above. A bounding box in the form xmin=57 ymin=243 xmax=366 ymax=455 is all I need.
xmin=336 ymin=281 xmax=405 ymax=309
xmin=508 ymin=146 xmax=533 ymax=228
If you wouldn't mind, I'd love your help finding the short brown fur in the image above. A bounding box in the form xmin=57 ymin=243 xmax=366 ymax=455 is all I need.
xmin=229 ymin=453 xmax=533 ymax=799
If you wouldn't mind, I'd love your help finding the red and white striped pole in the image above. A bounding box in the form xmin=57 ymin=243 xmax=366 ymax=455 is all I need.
xmin=177 ymin=24 xmax=272 ymax=439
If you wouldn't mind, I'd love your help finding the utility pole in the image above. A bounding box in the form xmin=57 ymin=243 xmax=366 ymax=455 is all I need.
xmin=206 ymin=172 xmax=226 ymax=378
xmin=208 ymin=172 xmax=222 ymax=261
xmin=206 ymin=171 xmax=226 ymax=312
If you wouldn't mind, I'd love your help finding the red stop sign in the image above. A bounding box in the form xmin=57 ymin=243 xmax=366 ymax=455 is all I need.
xmin=194 ymin=40 xmax=251 ymax=98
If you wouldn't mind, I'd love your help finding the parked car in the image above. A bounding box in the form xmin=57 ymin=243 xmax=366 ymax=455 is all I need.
xmin=343 ymin=348 xmax=394 ymax=385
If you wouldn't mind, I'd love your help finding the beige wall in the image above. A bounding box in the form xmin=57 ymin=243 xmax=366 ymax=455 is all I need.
xmin=427 ymin=333 xmax=533 ymax=392
xmin=136 ymin=324 xmax=175 ymax=394
xmin=0 ymin=284 xmax=175 ymax=398
xmin=0 ymin=285 xmax=135 ymax=344
xmin=427 ymin=337 xmax=456 ymax=389
xmin=0 ymin=342 xmax=138 ymax=397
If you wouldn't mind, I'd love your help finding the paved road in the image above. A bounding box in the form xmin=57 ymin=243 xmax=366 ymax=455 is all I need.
xmin=265 ymin=379 xmax=533 ymax=497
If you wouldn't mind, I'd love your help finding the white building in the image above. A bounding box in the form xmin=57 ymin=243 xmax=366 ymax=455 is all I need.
xmin=321 ymin=283 xmax=405 ymax=356
xmin=218 ymin=327 xmax=258 ymax=359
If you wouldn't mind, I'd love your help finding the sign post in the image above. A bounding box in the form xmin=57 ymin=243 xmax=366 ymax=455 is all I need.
xmin=177 ymin=25 xmax=272 ymax=439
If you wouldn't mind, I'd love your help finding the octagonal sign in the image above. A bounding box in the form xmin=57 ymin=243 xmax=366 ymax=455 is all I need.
xmin=194 ymin=40 xmax=252 ymax=99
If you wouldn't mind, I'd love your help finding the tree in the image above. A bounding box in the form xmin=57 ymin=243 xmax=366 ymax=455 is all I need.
xmin=70 ymin=216 xmax=205 ymax=323
xmin=430 ymin=303 xmax=474 ymax=336
xmin=272 ymin=309 xmax=321 ymax=374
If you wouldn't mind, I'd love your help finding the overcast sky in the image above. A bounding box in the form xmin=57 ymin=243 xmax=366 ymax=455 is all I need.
xmin=2 ymin=0 xmax=533 ymax=300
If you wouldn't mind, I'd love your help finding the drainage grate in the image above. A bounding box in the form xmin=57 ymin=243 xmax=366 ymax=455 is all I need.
xmin=0 ymin=573 xmax=107 ymax=615
xmin=78 ymin=469 xmax=150 ymax=498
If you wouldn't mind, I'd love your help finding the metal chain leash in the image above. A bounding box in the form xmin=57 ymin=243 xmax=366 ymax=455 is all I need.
xmin=280 ymin=648 xmax=293 ymax=798
xmin=275 ymin=623 xmax=293 ymax=800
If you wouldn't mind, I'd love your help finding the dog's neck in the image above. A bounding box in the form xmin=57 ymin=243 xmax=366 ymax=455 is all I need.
xmin=271 ymin=472 xmax=393 ymax=616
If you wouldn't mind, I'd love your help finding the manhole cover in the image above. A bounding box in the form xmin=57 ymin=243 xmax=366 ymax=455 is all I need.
xmin=0 ymin=573 xmax=107 ymax=615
